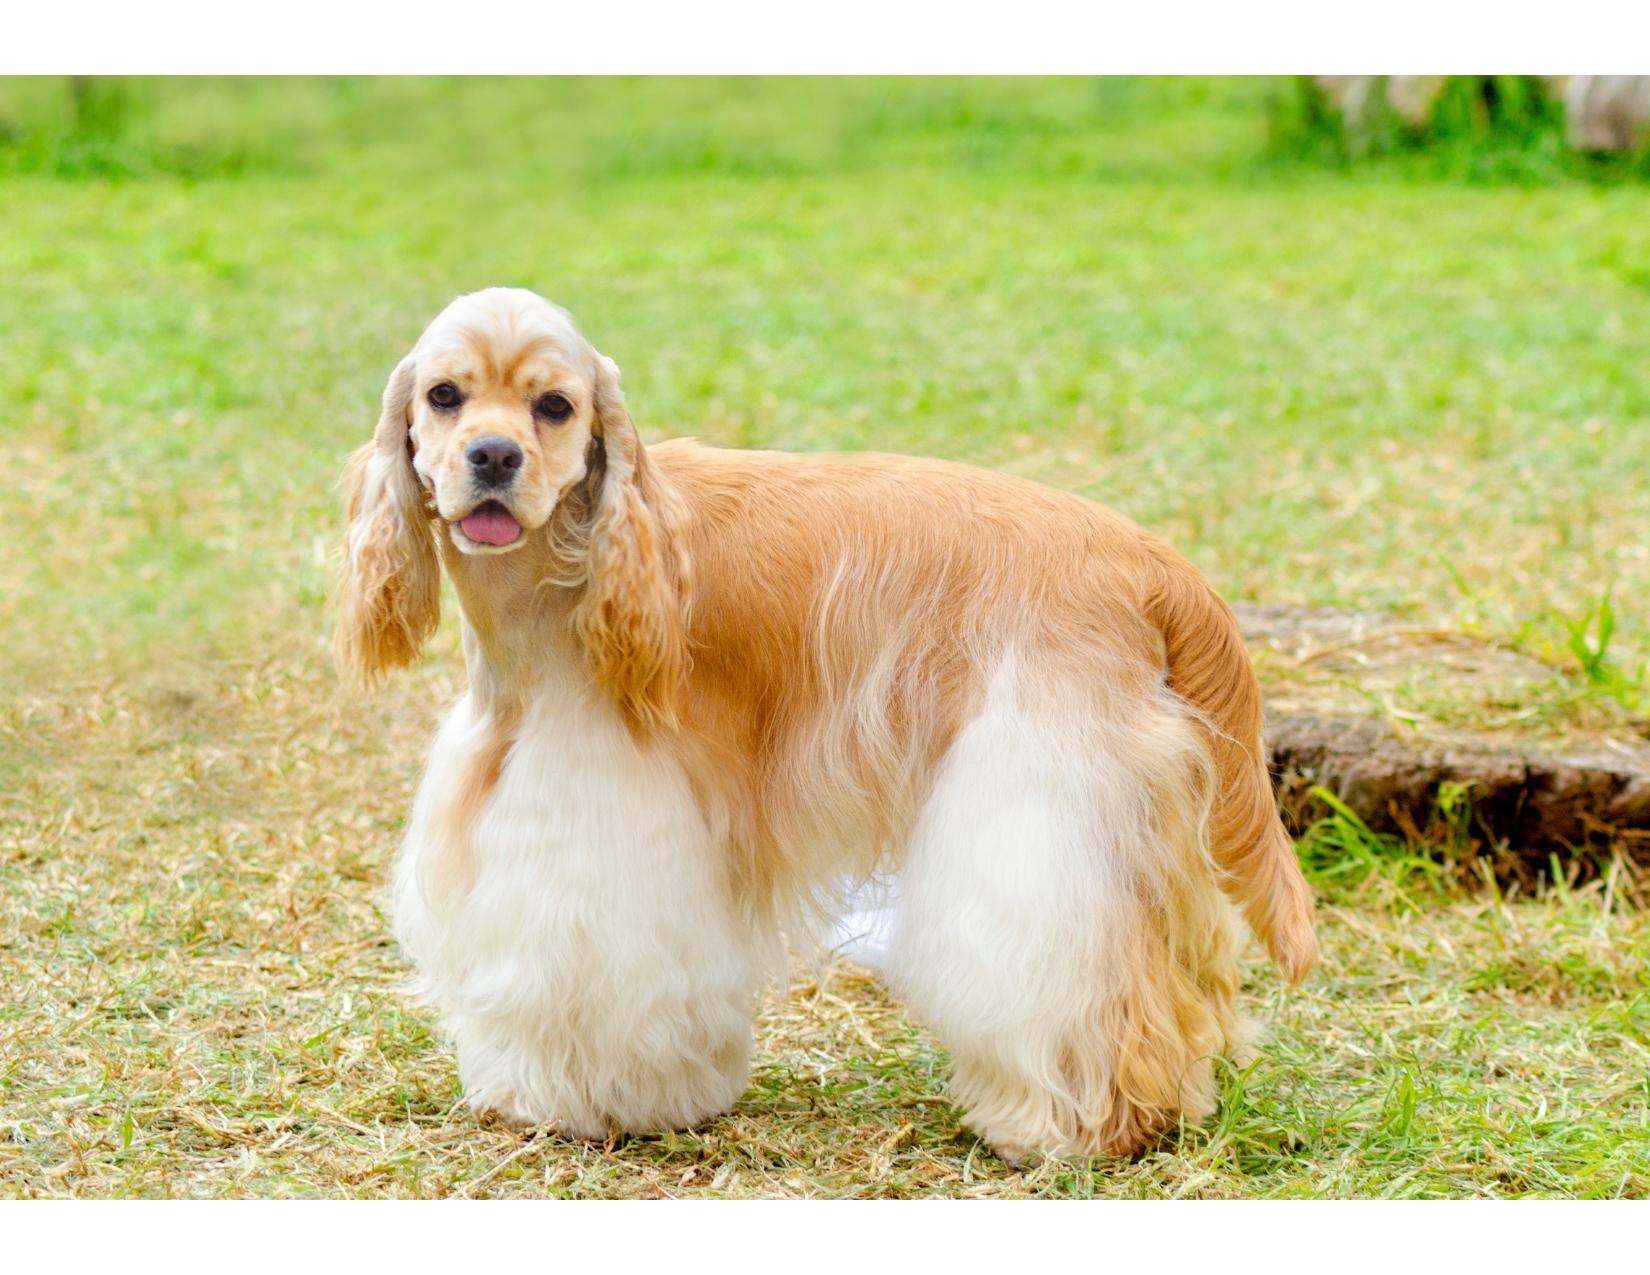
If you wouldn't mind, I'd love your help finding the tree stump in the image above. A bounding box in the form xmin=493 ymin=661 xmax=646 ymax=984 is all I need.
xmin=1238 ymin=603 xmax=1650 ymax=868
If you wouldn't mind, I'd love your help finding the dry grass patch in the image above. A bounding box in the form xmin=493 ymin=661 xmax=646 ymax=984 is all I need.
xmin=3 ymin=652 xmax=1647 ymax=1198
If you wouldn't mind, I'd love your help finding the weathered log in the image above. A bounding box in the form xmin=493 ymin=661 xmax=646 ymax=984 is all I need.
xmin=1236 ymin=603 xmax=1650 ymax=863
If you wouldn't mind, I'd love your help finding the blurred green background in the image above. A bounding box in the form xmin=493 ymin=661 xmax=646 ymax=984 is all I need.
xmin=2 ymin=76 xmax=1646 ymax=707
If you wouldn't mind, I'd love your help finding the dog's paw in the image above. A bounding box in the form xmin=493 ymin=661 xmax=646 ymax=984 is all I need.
xmin=474 ymin=1096 xmax=623 ymax=1145
xmin=475 ymin=1103 xmax=549 ymax=1136
xmin=983 ymin=1139 xmax=1041 ymax=1171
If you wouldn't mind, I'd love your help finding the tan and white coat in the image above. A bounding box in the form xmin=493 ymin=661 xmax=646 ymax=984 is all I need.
xmin=337 ymin=287 xmax=1317 ymax=1161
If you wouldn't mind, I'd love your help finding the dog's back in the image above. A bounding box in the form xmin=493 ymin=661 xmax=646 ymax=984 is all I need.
xmin=651 ymin=440 xmax=1316 ymax=983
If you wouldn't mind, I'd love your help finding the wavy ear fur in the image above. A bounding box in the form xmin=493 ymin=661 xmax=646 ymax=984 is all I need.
xmin=571 ymin=355 xmax=691 ymax=730
xmin=335 ymin=354 xmax=441 ymax=683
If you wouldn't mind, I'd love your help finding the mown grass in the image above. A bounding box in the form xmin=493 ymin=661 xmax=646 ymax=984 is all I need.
xmin=4 ymin=663 xmax=1647 ymax=1198
xmin=2 ymin=77 xmax=1648 ymax=1197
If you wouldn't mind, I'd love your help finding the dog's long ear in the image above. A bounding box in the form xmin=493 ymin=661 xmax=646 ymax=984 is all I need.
xmin=334 ymin=354 xmax=441 ymax=683
xmin=572 ymin=355 xmax=690 ymax=729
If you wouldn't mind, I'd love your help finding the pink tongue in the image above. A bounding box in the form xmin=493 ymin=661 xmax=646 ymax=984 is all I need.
xmin=460 ymin=505 xmax=522 ymax=546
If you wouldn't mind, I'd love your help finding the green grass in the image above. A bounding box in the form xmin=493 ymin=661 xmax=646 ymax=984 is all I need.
xmin=3 ymin=77 xmax=1648 ymax=1197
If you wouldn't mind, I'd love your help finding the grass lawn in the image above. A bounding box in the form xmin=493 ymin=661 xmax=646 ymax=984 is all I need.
xmin=2 ymin=76 xmax=1648 ymax=1197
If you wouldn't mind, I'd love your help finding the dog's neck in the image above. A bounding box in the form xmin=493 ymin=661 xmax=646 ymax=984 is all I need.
xmin=437 ymin=528 xmax=581 ymax=712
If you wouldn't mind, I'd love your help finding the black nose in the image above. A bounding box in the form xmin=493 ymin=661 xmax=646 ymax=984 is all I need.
xmin=465 ymin=436 xmax=523 ymax=487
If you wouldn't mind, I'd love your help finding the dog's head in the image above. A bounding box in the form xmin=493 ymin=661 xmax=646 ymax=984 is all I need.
xmin=336 ymin=288 xmax=685 ymax=719
xmin=401 ymin=287 xmax=619 ymax=556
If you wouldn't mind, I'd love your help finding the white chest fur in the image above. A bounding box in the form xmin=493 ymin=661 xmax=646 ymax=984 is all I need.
xmin=392 ymin=671 xmax=770 ymax=1137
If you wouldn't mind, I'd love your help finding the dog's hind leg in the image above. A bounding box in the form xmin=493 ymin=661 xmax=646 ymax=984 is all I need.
xmin=885 ymin=663 xmax=1245 ymax=1162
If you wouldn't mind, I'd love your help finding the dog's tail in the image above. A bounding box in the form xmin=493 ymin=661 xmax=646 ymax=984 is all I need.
xmin=1144 ymin=546 xmax=1317 ymax=983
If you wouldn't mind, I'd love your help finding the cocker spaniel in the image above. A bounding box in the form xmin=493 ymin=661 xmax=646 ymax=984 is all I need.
xmin=336 ymin=287 xmax=1317 ymax=1162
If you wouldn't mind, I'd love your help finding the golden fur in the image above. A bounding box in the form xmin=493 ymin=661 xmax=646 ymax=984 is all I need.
xmin=337 ymin=287 xmax=1317 ymax=1160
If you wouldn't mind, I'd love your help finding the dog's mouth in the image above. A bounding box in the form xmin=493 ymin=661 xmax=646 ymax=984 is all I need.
xmin=456 ymin=500 xmax=523 ymax=548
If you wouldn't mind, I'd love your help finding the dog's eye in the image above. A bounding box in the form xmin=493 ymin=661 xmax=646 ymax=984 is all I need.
xmin=427 ymin=382 xmax=462 ymax=409
xmin=535 ymin=393 xmax=574 ymax=423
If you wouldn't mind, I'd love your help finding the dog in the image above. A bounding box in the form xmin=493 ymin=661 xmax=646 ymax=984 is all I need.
xmin=336 ymin=287 xmax=1317 ymax=1162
